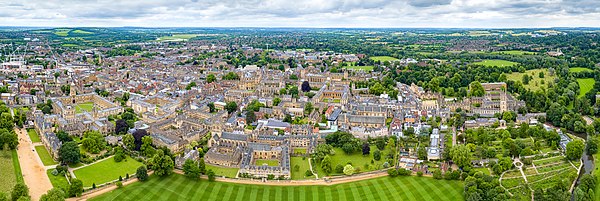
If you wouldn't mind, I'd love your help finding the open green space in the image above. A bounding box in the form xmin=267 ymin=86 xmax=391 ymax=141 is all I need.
xmin=76 ymin=102 xmax=94 ymax=114
xmin=344 ymin=65 xmax=374 ymax=71
xmin=569 ymin=67 xmax=593 ymax=73
xmin=315 ymin=146 xmax=386 ymax=176
xmin=54 ymin=29 xmax=72 ymax=36
xmin=293 ymin=148 xmax=307 ymax=155
xmin=157 ymin=34 xmax=199 ymax=42
xmin=255 ymin=159 xmax=279 ymax=167
xmin=47 ymin=169 xmax=70 ymax=191
xmin=28 ymin=128 xmax=41 ymax=143
xmin=505 ymin=69 xmax=556 ymax=91
xmin=206 ymin=164 xmax=239 ymax=178
xmin=290 ymin=157 xmax=314 ymax=180
xmin=595 ymin=152 xmax=600 ymax=201
xmin=473 ymin=167 xmax=491 ymax=175
xmin=576 ymin=78 xmax=595 ymax=98
xmin=90 ymin=173 xmax=463 ymax=201
xmin=370 ymin=56 xmax=398 ymax=62
xmin=73 ymin=156 xmax=142 ymax=187
xmin=0 ymin=150 xmax=20 ymax=193
xmin=472 ymin=59 xmax=518 ymax=67
xmin=35 ymin=145 xmax=58 ymax=166
xmin=71 ymin=29 xmax=94 ymax=34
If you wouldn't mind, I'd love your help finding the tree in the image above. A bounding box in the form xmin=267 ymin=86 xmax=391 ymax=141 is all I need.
xmin=225 ymin=102 xmax=238 ymax=114
xmin=113 ymin=147 xmax=125 ymax=162
xmin=450 ymin=145 xmax=471 ymax=169
xmin=207 ymin=169 xmax=216 ymax=182
xmin=343 ymin=164 xmax=355 ymax=176
xmin=67 ymin=179 xmax=83 ymax=197
xmin=417 ymin=146 xmax=427 ymax=160
xmin=289 ymin=87 xmax=299 ymax=98
xmin=321 ymin=155 xmax=332 ymax=175
xmin=301 ymin=81 xmax=311 ymax=92
xmin=206 ymin=74 xmax=216 ymax=83
xmin=151 ymin=150 xmax=174 ymax=176
xmin=335 ymin=164 xmax=344 ymax=173
xmin=141 ymin=136 xmax=155 ymax=157
xmin=273 ymin=97 xmax=281 ymax=107
xmin=185 ymin=82 xmax=197 ymax=90
xmin=245 ymin=111 xmax=256 ymax=124
xmin=40 ymin=188 xmax=65 ymax=201
xmin=59 ymin=141 xmax=80 ymax=165
xmin=566 ymin=140 xmax=585 ymax=161
xmin=362 ymin=142 xmax=370 ymax=155
xmin=222 ymin=72 xmax=239 ymax=80
xmin=122 ymin=134 xmax=135 ymax=150
xmin=136 ymin=166 xmax=149 ymax=181
xmin=10 ymin=183 xmax=29 ymax=201
xmin=183 ymin=159 xmax=201 ymax=179
xmin=81 ymin=131 xmax=106 ymax=154
xmin=198 ymin=158 xmax=206 ymax=174
xmin=586 ymin=138 xmax=598 ymax=155
xmin=115 ymin=119 xmax=129 ymax=135
xmin=469 ymin=81 xmax=485 ymax=97
xmin=369 ymin=82 xmax=385 ymax=96
xmin=373 ymin=149 xmax=381 ymax=161
xmin=56 ymin=131 xmax=72 ymax=143
xmin=207 ymin=103 xmax=215 ymax=113
xmin=304 ymin=102 xmax=313 ymax=115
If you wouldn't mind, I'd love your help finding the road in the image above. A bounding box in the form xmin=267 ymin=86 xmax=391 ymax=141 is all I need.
xmin=15 ymin=127 xmax=53 ymax=201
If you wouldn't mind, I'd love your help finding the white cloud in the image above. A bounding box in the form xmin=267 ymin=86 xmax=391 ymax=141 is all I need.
xmin=0 ymin=0 xmax=599 ymax=27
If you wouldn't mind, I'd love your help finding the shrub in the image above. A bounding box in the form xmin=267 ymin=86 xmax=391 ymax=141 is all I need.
xmin=343 ymin=165 xmax=355 ymax=176
xmin=116 ymin=181 xmax=123 ymax=188
xmin=417 ymin=171 xmax=423 ymax=177
xmin=387 ymin=168 xmax=398 ymax=177
xmin=335 ymin=164 xmax=344 ymax=173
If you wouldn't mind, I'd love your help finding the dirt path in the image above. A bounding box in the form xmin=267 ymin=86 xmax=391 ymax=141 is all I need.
xmin=16 ymin=128 xmax=53 ymax=201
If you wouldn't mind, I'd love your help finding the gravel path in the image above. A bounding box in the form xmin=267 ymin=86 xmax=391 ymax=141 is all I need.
xmin=16 ymin=128 xmax=53 ymax=201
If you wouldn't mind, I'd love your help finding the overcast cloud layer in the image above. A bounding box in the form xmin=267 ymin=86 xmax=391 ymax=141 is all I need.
xmin=1 ymin=0 xmax=599 ymax=28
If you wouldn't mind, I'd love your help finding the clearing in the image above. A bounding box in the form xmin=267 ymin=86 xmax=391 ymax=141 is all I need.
xmin=576 ymin=78 xmax=595 ymax=98
xmin=505 ymin=69 xmax=556 ymax=91
xmin=472 ymin=59 xmax=518 ymax=67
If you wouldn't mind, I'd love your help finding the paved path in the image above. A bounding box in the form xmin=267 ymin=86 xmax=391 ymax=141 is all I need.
xmin=15 ymin=127 xmax=53 ymax=201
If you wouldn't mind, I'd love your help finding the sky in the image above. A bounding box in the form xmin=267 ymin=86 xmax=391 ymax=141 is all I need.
xmin=1 ymin=0 xmax=599 ymax=28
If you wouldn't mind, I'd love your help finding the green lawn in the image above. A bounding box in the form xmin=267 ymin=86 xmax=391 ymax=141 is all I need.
xmin=293 ymin=148 xmax=307 ymax=155
xmin=316 ymin=147 xmax=385 ymax=176
xmin=35 ymin=145 xmax=58 ymax=166
xmin=576 ymin=78 xmax=595 ymax=98
xmin=73 ymin=156 xmax=142 ymax=187
xmin=472 ymin=59 xmax=518 ymax=67
xmin=0 ymin=150 xmax=18 ymax=193
xmin=71 ymin=29 xmax=94 ymax=34
xmin=290 ymin=157 xmax=314 ymax=180
xmin=206 ymin=164 xmax=239 ymax=178
xmin=27 ymin=129 xmax=41 ymax=143
xmin=473 ymin=167 xmax=491 ymax=175
xmin=595 ymin=152 xmax=600 ymax=201
xmin=47 ymin=169 xmax=70 ymax=191
xmin=370 ymin=56 xmax=398 ymax=62
xmin=505 ymin=69 xmax=556 ymax=91
xmin=255 ymin=159 xmax=279 ymax=167
xmin=76 ymin=102 xmax=94 ymax=114
xmin=569 ymin=67 xmax=593 ymax=73
xmin=90 ymin=174 xmax=464 ymax=201
xmin=344 ymin=65 xmax=374 ymax=71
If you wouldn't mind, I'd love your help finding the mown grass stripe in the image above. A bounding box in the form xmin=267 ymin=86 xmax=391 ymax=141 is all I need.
xmin=349 ymin=182 xmax=362 ymax=201
xmin=376 ymin=178 xmax=394 ymax=201
xmin=366 ymin=179 xmax=384 ymax=201
xmin=234 ymin=183 xmax=247 ymax=201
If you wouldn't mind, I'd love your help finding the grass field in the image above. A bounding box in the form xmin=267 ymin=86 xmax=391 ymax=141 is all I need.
xmin=472 ymin=59 xmax=518 ymax=67
xmin=493 ymin=50 xmax=535 ymax=55
xmin=344 ymin=65 xmax=374 ymax=71
xmin=157 ymin=34 xmax=199 ymax=42
xmin=569 ymin=67 xmax=593 ymax=73
xmin=35 ymin=145 xmax=58 ymax=166
xmin=71 ymin=29 xmax=94 ymax=34
xmin=47 ymin=169 xmax=70 ymax=191
xmin=370 ymin=56 xmax=398 ymax=62
xmin=54 ymin=29 xmax=71 ymax=36
xmin=505 ymin=69 xmax=556 ymax=91
xmin=28 ymin=128 xmax=41 ymax=143
xmin=76 ymin=102 xmax=94 ymax=114
xmin=255 ymin=159 xmax=279 ymax=167
xmin=290 ymin=157 xmax=314 ymax=180
xmin=473 ymin=167 xmax=491 ymax=175
xmin=73 ymin=156 xmax=142 ymax=187
xmin=576 ymin=78 xmax=595 ymax=98
xmin=90 ymin=174 xmax=464 ymax=201
xmin=0 ymin=150 xmax=18 ymax=193
xmin=595 ymin=152 xmax=600 ymax=201
xmin=206 ymin=164 xmax=239 ymax=178
xmin=316 ymin=147 xmax=385 ymax=176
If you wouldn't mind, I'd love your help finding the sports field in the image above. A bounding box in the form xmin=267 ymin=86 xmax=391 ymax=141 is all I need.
xmin=370 ymin=56 xmax=398 ymax=62
xmin=28 ymin=128 xmax=41 ymax=143
xmin=570 ymin=67 xmax=593 ymax=73
xmin=76 ymin=102 xmax=94 ymax=114
xmin=73 ymin=156 xmax=142 ymax=187
xmin=90 ymin=174 xmax=464 ymax=201
xmin=472 ymin=59 xmax=518 ymax=67
xmin=0 ymin=150 xmax=20 ymax=193
xmin=35 ymin=145 xmax=58 ymax=166
xmin=577 ymin=78 xmax=595 ymax=98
